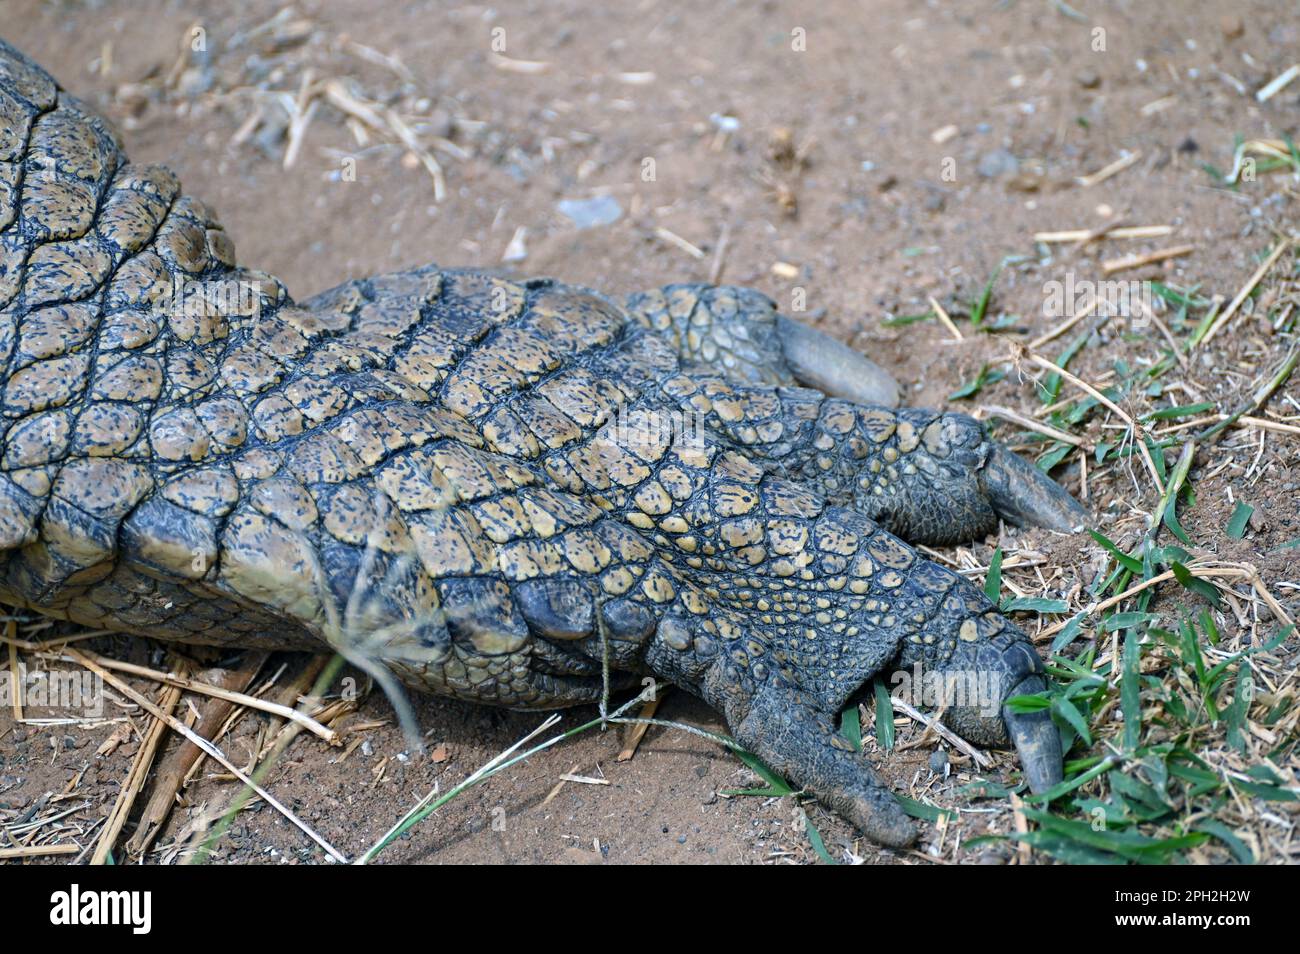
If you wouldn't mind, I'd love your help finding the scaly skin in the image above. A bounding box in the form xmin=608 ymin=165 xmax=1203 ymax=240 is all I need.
xmin=0 ymin=40 xmax=1086 ymax=846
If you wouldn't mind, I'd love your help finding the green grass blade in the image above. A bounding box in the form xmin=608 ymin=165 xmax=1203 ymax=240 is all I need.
xmin=1088 ymin=529 xmax=1143 ymax=574
xmin=985 ymin=546 xmax=1003 ymax=602
xmin=840 ymin=704 xmax=862 ymax=752
xmin=1226 ymin=501 xmax=1253 ymax=539
xmin=873 ymin=677 xmax=895 ymax=750
xmin=1121 ymin=628 xmax=1141 ymax=752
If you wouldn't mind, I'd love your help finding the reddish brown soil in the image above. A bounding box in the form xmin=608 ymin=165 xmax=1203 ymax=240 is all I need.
xmin=2 ymin=0 xmax=1297 ymax=865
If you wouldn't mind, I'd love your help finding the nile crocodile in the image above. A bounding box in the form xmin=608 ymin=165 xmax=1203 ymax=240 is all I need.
xmin=0 ymin=39 xmax=1086 ymax=847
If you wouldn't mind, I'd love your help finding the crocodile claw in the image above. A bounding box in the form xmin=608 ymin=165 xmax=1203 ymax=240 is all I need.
xmin=981 ymin=443 xmax=1088 ymax=533
xmin=1004 ymin=674 xmax=1064 ymax=794
xmin=776 ymin=314 xmax=901 ymax=408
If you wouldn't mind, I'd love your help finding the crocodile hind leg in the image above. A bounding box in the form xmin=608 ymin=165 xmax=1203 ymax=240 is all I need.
xmin=627 ymin=439 xmax=1063 ymax=843
xmin=658 ymin=375 xmax=1088 ymax=545
xmin=625 ymin=284 xmax=900 ymax=407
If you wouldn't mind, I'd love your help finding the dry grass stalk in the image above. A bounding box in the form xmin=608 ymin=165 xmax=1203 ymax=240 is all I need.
xmin=1033 ymin=225 xmax=1172 ymax=243
xmin=1256 ymin=64 xmax=1300 ymax=102
xmin=51 ymin=648 xmax=338 ymax=744
xmin=66 ymin=649 xmax=348 ymax=863
xmin=980 ymin=404 xmax=1086 ymax=447
xmin=1012 ymin=344 xmax=1164 ymax=492
xmin=928 ymin=295 xmax=964 ymax=341
xmin=1076 ymin=150 xmax=1142 ymax=187
xmin=616 ymin=689 xmax=667 ymax=762
xmin=1009 ymin=792 xmax=1032 ymax=864
xmin=708 ymin=223 xmax=731 ymax=285
xmin=1199 ymin=239 xmax=1295 ymax=346
xmin=559 ymin=773 xmax=609 ymax=785
xmin=262 ymin=654 xmax=331 ymax=740
xmin=890 ymin=695 xmax=992 ymax=769
xmin=1036 ymin=562 xmax=1292 ymax=642
xmin=319 ymin=79 xmax=447 ymax=200
xmin=490 ymin=53 xmax=550 ymax=74
xmin=1029 ymin=293 xmax=1103 ymax=350
xmin=124 ymin=651 xmax=270 ymax=858
xmin=541 ymin=765 xmax=580 ymax=806
xmin=653 ymin=226 xmax=706 ymax=259
xmin=1101 ymin=244 xmax=1194 ymax=275
xmin=91 ymin=662 xmax=185 ymax=864
xmin=0 ymin=843 xmax=81 ymax=859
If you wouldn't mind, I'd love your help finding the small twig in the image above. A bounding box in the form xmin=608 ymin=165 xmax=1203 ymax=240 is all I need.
xmin=1076 ymin=150 xmax=1142 ymax=188
xmin=50 ymin=649 xmax=339 ymax=744
xmin=1194 ymin=346 xmax=1299 ymax=442
xmin=125 ymin=652 xmax=270 ymax=858
xmin=558 ymin=773 xmax=609 ymax=785
xmin=1009 ymin=792 xmax=1032 ymax=864
xmin=1012 ymin=345 xmax=1163 ymax=492
xmin=981 ymin=404 xmax=1086 ymax=447
xmin=708 ymin=223 xmax=731 ymax=284
xmin=541 ymin=764 xmax=581 ymax=806
xmin=653 ymin=226 xmax=706 ymax=260
xmin=616 ymin=689 xmax=667 ymax=761
xmin=1101 ymin=244 xmax=1194 ymax=275
xmin=1199 ymin=239 xmax=1295 ymax=346
xmin=928 ymin=295 xmax=964 ymax=341
xmin=1237 ymin=414 xmax=1300 ymax=436
xmin=67 ymin=649 xmax=348 ymax=863
xmin=890 ymin=696 xmax=993 ymax=769
xmin=321 ymin=80 xmax=446 ymax=200
xmin=1029 ymin=294 xmax=1103 ymax=350
xmin=1033 ymin=225 xmax=1172 ymax=244
xmin=490 ymin=53 xmax=550 ymax=74
xmin=1256 ymin=64 xmax=1300 ymax=103
xmin=1138 ymin=298 xmax=1188 ymax=370
xmin=92 ymin=665 xmax=185 ymax=865
xmin=0 ymin=844 xmax=81 ymax=859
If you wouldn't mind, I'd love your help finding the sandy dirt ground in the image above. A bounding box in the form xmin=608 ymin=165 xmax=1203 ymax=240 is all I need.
xmin=1 ymin=0 xmax=1297 ymax=864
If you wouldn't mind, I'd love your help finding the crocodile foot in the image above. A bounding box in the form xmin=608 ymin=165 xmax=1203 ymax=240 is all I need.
xmin=646 ymin=496 xmax=1065 ymax=849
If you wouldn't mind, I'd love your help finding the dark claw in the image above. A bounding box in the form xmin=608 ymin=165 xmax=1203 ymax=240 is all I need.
xmin=980 ymin=444 xmax=1089 ymax=533
xmin=1003 ymin=674 xmax=1064 ymax=794
xmin=728 ymin=690 xmax=917 ymax=848
xmin=776 ymin=314 xmax=901 ymax=407
xmin=931 ymin=626 xmax=1065 ymax=796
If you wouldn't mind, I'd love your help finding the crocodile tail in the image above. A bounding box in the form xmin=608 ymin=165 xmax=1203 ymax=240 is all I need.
xmin=0 ymin=40 xmax=286 ymax=607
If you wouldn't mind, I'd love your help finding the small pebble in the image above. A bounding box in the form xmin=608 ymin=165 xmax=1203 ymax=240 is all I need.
xmin=556 ymin=195 xmax=623 ymax=229
xmin=931 ymin=124 xmax=959 ymax=145
xmin=977 ymin=148 xmax=1019 ymax=179
xmin=709 ymin=113 xmax=741 ymax=133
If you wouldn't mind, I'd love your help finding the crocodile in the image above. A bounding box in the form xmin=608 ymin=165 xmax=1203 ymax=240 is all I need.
xmin=0 ymin=39 xmax=1087 ymax=847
